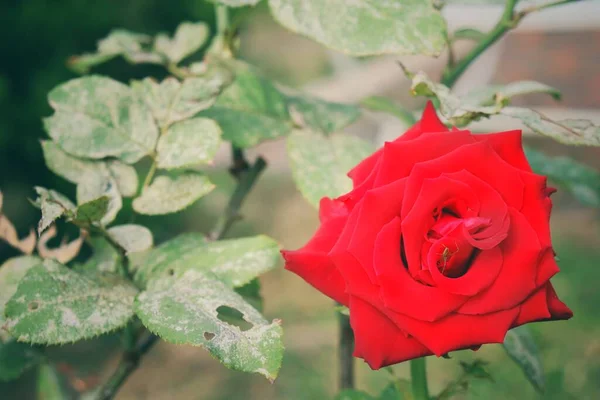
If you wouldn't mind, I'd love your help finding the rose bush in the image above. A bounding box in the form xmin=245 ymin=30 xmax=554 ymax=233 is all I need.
xmin=282 ymin=102 xmax=573 ymax=369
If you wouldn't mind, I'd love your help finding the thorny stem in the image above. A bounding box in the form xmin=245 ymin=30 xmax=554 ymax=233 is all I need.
xmin=338 ymin=311 xmax=355 ymax=390
xmin=441 ymin=0 xmax=578 ymax=88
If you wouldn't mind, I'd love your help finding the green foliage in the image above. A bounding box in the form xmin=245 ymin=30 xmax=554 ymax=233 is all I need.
xmin=135 ymin=270 xmax=284 ymax=380
xmin=336 ymin=383 xmax=408 ymax=400
xmin=287 ymin=130 xmax=375 ymax=207
xmin=0 ymin=340 xmax=40 ymax=382
xmin=78 ymin=237 xmax=120 ymax=274
xmin=210 ymin=0 xmax=261 ymax=7
xmin=452 ymin=28 xmax=486 ymax=42
xmin=0 ymin=256 xmax=42 ymax=328
xmin=525 ymin=147 xmax=600 ymax=207
xmin=269 ymin=0 xmax=447 ymax=56
xmin=4 ymin=259 xmax=138 ymax=344
xmin=360 ymin=96 xmax=417 ymax=126
xmin=503 ymin=326 xmax=545 ymax=392
xmin=153 ymin=22 xmax=210 ymax=65
xmin=37 ymin=363 xmax=69 ymax=400
xmin=132 ymin=173 xmax=215 ymax=215
xmin=287 ymin=95 xmax=361 ymax=134
xmin=133 ymin=233 xmax=280 ymax=288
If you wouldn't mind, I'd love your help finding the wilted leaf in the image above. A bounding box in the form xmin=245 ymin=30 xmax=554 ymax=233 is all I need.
xmin=156 ymin=118 xmax=221 ymax=169
xmin=154 ymin=22 xmax=209 ymax=64
xmin=0 ymin=256 xmax=42 ymax=329
xmin=44 ymin=76 xmax=159 ymax=163
xmin=34 ymin=187 xmax=75 ymax=235
xmin=134 ymin=233 xmax=280 ymax=287
xmin=37 ymin=363 xmax=68 ymax=400
xmin=525 ymin=147 xmax=600 ymax=206
xmin=37 ymin=226 xmax=85 ymax=264
xmin=287 ymin=130 xmax=375 ymax=207
xmin=69 ymin=30 xmax=162 ymax=73
xmin=132 ymin=173 xmax=215 ymax=215
xmin=135 ymin=270 xmax=283 ymax=380
xmin=269 ymin=0 xmax=447 ymax=56
xmin=132 ymin=77 xmax=225 ymax=128
xmin=0 ymin=339 xmax=40 ymax=382
xmin=107 ymin=224 xmax=153 ymax=254
xmin=503 ymin=326 xmax=545 ymax=392
xmin=199 ymin=64 xmax=292 ymax=148
xmin=287 ymin=95 xmax=360 ymax=134
xmin=4 ymin=259 xmax=138 ymax=344
xmin=0 ymin=193 xmax=36 ymax=254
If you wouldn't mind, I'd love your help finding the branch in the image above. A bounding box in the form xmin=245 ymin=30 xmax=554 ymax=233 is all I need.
xmin=441 ymin=0 xmax=579 ymax=88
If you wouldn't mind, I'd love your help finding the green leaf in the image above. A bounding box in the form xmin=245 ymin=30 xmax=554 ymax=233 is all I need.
xmin=453 ymin=28 xmax=486 ymax=42
xmin=132 ymin=77 xmax=225 ymax=128
xmin=501 ymin=107 xmax=600 ymax=147
xmin=503 ymin=326 xmax=545 ymax=392
xmin=69 ymin=30 xmax=162 ymax=73
xmin=0 ymin=339 xmax=40 ymax=382
xmin=287 ymin=130 xmax=375 ymax=207
xmin=287 ymin=95 xmax=361 ymax=134
xmin=107 ymin=224 xmax=154 ymax=254
xmin=135 ymin=271 xmax=283 ymax=380
xmin=199 ymin=64 xmax=292 ymax=148
xmin=360 ymin=96 xmax=417 ymax=126
xmin=41 ymin=141 xmax=138 ymax=198
xmin=154 ymin=22 xmax=209 ymax=64
xmin=336 ymin=390 xmax=375 ymax=400
xmin=0 ymin=256 xmax=42 ymax=329
xmin=156 ymin=118 xmax=222 ymax=169
xmin=34 ymin=187 xmax=75 ymax=235
xmin=524 ymin=147 xmax=600 ymax=206
xmin=72 ymin=196 xmax=109 ymax=224
xmin=210 ymin=0 xmax=261 ymax=7
xmin=78 ymin=237 xmax=120 ymax=274
xmin=37 ymin=363 xmax=68 ymax=400
xmin=76 ymin=175 xmax=122 ymax=225
xmin=134 ymin=233 xmax=280 ymax=288
xmin=132 ymin=173 xmax=215 ymax=215
xmin=44 ymin=76 xmax=159 ymax=163
xmin=4 ymin=259 xmax=138 ymax=344
xmin=269 ymin=0 xmax=447 ymax=56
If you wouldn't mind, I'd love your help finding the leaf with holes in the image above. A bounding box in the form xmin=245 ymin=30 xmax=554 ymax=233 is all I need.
xmin=132 ymin=173 xmax=215 ymax=215
xmin=199 ymin=64 xmax=292 ymax=148
xmin=135 ymin=270 xmax=283 ymax=380
xmin=154 ymin=22 xmax=209 ymax=64
xmin=0 ymin=339 xmax=41 ymax=381
xmin=41 ymin=141 xmax=138 ymax=198
xmin=134 ymin=233 xmax=280 ymax=288
xmin=132 ymin=77 xmax=225 ymax=128
xmin=525 ymin=147 xmax=600 ymax=206
xmin=287 ymin=95 xmax=360 ymax=134
xmin=0 ymin=256 xmax=42 ymax=329
xmin=287 ymin=130 xmax=375 ymax=207
xmin=503 ymin=326 xmax=545 ymax=392
xmin=156 ymin=118 xmax=221 ymax=169
xmin=269 ymin=0 xmax=447 ymax=56
xmin=69 ymin=30 xmax=162 ymax=74
xmin=44 ymin=76 xmax=158 ymax=163
xmin=107 ymin=224 xmax=153 ymax=254
xmin=4 ymin=259 xmax=138 ymax=344
xmin=34 ymin=187 xmax=75 ymax=235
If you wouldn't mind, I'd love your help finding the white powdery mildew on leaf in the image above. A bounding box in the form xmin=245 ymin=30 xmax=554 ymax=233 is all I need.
xmin=504 ymin=326 xmax=545 ymax=392
xmin=269 ymin=0 xmax=447 ymax=56
xmin=132 ymin=173 xmax=215 ymax=215
xmin=156 ymin=118 xmax=222 ymax=169
xmin=199 ymin=63 xmax=292 ymax=148
xmin=0 ymin=256 xmax=42 ymax=330
xmin=154 ymin=22 xmax=209 ymax=64
xmin=3 ymin=259 xmax=138 ymax=345
xmin=134 ymin=234 xmax=280 ymax=287
xmin=287 ymin=95 xmax=361 ymax=134
xmin=34 ymin=187 xmax=76 ymax=235
xmin=132 ymin=76 xmax=225 ymax=128
xmin=211 ymin=0 xmax=261 ymax=7
xmin=77 ymin=237 xmax=120 ymax=274
xmin=107 ymin=224 xmax=153 ymax=254
xmin=43 ymin=76 xmax=158 ymax=163
xmin=76 ymin=174 xmax=121 ymax=225
xmin=287 ymin=130 xmax=375 ymax=208
xmin=135 ymin=270 xmax=283 ymax=380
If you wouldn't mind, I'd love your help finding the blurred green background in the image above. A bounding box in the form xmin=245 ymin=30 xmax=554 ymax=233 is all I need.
xmin=1 ymin=1 xmax=599 ymax=399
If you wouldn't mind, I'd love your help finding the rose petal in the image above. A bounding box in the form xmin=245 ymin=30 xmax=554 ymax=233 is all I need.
xmin=473 ymin=130 xmax=532 ymax=172
xmin=421 ymin=101 xmax=449 ymax=133
xmin=513 ymin=282 xmax=572 ymax=326
xmin=535 ymin=247 xmax=560 ymax=287
xmin=520 ymin=172 xmax=553 ymax=249
xmin=350 ymin=296 xmax=431 ymax=369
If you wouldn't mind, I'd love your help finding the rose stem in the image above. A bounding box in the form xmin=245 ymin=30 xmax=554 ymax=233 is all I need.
xmin=338 ymin=310 xmax=355 ymax=390
xmin=410 ymin=357 xmax=430 ymax=400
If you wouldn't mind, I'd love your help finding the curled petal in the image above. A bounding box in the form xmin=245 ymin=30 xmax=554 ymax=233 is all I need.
xmin=513 ymin=282 xmax=572 ymax=326
xmin=473 ymin=130 xmax=532 ymax=172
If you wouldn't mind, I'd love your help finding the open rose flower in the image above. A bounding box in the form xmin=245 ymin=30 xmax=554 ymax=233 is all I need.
xmin=282 ymin=102 xmax=573 ymax=369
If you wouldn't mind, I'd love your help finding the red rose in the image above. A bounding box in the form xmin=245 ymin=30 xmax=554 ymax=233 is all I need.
xmin=282 ymin=102 xmax=572 ymax=369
